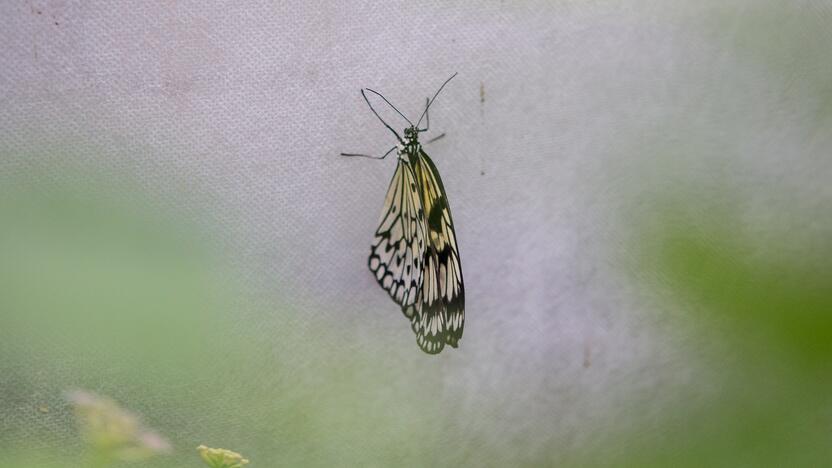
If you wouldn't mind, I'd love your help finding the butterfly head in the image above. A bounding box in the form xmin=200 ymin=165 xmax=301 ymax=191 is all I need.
xmin=403 ymin=126 xmax=419 ymax=143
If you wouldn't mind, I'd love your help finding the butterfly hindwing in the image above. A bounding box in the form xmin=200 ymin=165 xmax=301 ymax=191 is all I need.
xmin=368 ymin=159 xmax=426 ymax=307
xmin=401 ymin=148 xmax=465 ymax=354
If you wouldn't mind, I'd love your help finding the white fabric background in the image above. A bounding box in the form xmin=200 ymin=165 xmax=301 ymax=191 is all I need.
xmin=2 ymin=1 xmax=830 ymax=466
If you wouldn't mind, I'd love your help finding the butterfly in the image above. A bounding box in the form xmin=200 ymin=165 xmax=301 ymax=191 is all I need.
xmin=341 ymin=74 xmax=464 ymax=354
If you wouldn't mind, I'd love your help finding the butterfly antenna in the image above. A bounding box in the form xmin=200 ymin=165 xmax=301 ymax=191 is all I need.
xmin=364 ymin=88 xmax=413 ymax=126
xmin=415 ymin=72 xmax=457 ymax=128
xmin=361 ymin=89 xmax=403 ymax=143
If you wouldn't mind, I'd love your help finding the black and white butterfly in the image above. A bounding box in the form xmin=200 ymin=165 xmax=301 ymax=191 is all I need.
xmin=341 ymin=74 xmax=464 ymax=354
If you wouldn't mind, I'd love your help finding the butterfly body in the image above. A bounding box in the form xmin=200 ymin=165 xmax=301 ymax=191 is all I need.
xmin=345 ymin=75 xmax=464 ymax=354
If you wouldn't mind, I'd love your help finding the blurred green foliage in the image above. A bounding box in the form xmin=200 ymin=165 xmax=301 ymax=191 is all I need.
xmin=582 ymin=3 xmax=832 ymax=463
xmin=647 ymin=198 xmax=832 ymax=365
xmin=0 ymin=160 xmax=226 ymax=466
xmin=598 ymin=196 xmax=832 ymax=467
xmin=0 ymin=155 xmax=448 ymax=467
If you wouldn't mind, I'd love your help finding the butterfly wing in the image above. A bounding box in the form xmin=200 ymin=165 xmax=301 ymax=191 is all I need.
xmin=369 ymin=158 xmax=427 ymax=308
xmin=402 ymin=148 xmax=465 ymax=354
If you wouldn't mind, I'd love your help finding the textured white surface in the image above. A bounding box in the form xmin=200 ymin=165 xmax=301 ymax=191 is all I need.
xmin=2 ymin=1 xmax=831 ymax=465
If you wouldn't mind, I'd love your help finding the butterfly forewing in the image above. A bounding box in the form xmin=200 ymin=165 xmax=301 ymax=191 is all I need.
xmin=402 ymin=148 xmax=465 ymax=354
xmin=368 ymin=159 xmax=426 ymax=307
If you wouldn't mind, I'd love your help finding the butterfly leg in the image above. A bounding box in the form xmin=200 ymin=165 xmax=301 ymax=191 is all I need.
xmin=425 ymin=133 xmax=445 ymax=144
xmin=339 ymin=145 xmax=397 ymax=160
xmin=420 ymin=97 xmax=445 ymax=143
xmin=418 ymin=98 xmax=430 ymax=132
